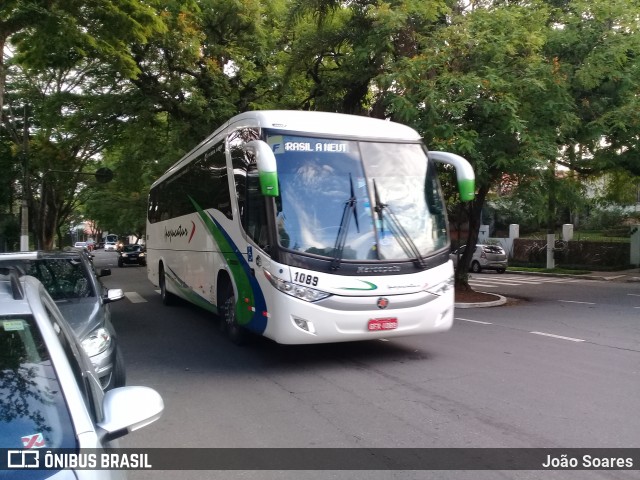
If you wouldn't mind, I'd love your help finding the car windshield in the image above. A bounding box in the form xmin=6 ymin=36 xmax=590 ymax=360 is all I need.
xmin=0 ymin=259 xmax=95 ymax=300
xmin=267 ymin=133 xmax=448 ymax=262
xmin=123 ymin=245 xmax=142 ymax=253
xmin=0 ymin=315 xmax=77 ymax=449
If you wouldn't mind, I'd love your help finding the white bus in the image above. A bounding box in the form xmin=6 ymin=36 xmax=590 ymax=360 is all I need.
xmin=146 ymin=110 xmax=475 ymax=345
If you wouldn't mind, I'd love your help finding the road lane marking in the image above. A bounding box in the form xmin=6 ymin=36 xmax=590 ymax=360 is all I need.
xmin=530 ymin=331 xmax=585 ymax=342
xmin=629 ymin=294 xmax=640 ymax=297
xmin=458 ymin=319 xmax=591 ymax=344
xmin=558 ymin=300 xmax=596 ymax=305
xmin=467 ymin=282 xmax=498 ymax=288
xmin=124 ymin=292 xmax=147 ymax=303
xmin=456 ymin=318 xmax=493 ymax=325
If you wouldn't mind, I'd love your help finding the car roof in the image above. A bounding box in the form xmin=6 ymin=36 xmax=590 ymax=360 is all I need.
xmin=0 ymin=250 xmax=88 ymax=261
xmin=0 ymin=269 xmax=33 ymax=315
xmin=0 ymin=268 xmax=98 ymax=435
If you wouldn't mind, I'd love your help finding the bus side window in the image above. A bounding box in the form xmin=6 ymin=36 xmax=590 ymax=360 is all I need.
xmin=229 ymin=128 xmax=270 ymax=253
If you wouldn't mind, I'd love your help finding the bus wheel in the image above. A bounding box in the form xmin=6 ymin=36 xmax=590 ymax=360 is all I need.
xmin=221 ymin=286 xmax=247 ymax=346
xmin=159 ymin=265 xmax=175 ymax=306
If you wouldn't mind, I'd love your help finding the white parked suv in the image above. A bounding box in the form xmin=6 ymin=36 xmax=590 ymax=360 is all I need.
xmin=450 ymin=244 xmax=508 ymax=273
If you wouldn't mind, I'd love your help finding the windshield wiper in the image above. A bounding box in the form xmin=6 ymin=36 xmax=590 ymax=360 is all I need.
xmin=373 ymin=180 xmax=427 ymax=268
xmin=330 ymin=174 xmax=360 ymax=271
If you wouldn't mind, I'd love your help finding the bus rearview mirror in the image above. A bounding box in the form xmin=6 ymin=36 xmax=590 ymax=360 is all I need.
xmin=428 ymin=151 xmax=475 ymax=201
xmin=245 ymin=140 xmax=279 ymax=197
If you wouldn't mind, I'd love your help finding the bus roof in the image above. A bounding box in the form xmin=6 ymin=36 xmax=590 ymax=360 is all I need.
xmin=229 ymin=110 xmax=421 ymax=141
xmin=152 ymin=111 xmax=422 ymax=188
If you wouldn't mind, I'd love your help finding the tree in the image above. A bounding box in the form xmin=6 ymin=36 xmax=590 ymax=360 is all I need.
xmin=282 ymin=0 xmax=449 ymax=115
xmin=387 ymin=2 xmax=576 ymax=288
xmin=82 ymin=113 xmax=185 ymax=239
xmin=1 ymin=0 xmax=165 ymax=250
xmin=546 ymin=0 xmax=640 ymax=177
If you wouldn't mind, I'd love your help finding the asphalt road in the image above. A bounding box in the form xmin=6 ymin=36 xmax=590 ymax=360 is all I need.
xmin=92 ymin=251 xmax=640 ymax=480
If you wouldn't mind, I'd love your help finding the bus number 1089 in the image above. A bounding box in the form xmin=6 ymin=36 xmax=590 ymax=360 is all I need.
xmin=293 ymin=272 xmax=319 ymax=287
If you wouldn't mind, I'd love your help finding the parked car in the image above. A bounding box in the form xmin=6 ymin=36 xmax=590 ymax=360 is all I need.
xmin=450 ymin=244 xmax=508 ymax=273
xmin=0 ymin=250 xmax=126 ymax=390
xmin=118 ymin=245 xmax=146 ymax=267
xmin=0 ymin=268 xmax=163 ymax=476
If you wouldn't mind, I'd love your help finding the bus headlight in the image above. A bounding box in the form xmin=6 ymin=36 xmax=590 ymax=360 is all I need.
xmin=264 ymin=270 xmax=331 ymax=302
xmin=424 ymin=275 xmax=454 ymax=296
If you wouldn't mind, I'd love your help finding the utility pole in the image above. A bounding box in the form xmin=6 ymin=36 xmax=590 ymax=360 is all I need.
xmin=546 ymin=157 xmax=556 ymax=269
xmin=20 ymin=105 xmax=30 ymax=251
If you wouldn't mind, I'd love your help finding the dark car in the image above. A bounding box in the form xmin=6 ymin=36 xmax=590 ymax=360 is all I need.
xmin=0 ymin=250 xmax=126 ymax=390
xmin=0 ymin=269 xmax=164 ymax=474
xmin=118 ymin=244 xmax=146 ymax=267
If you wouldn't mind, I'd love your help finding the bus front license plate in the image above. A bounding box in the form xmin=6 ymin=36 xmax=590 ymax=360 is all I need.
xmin=368 ymin=318 xmax=398 ymax=331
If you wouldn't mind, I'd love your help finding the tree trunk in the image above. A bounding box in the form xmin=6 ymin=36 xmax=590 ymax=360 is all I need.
xmin=454 ymin=183 xmax=490 ymax=291
xmin=0 ymin=35 xmax=5 ymax=119
xmin=38 ymin=181 xmax=58 ymax=250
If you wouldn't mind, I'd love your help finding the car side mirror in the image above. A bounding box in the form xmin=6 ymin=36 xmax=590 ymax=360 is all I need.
xmin=97 ymin=386 xmax=164 ymax=442
xmin=104 ymin=288 xmax=124 ymax=303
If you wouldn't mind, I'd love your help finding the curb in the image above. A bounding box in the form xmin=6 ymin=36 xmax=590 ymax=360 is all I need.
xmin=455 ymin=292 xmax=507 ymax=309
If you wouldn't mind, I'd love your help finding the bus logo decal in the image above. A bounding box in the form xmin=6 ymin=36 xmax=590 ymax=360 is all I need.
xmin=188 ymin=221 xmax=196 ymax=242
xmin=163 ymin=221 xmax=196 ymax=243
xmin=377 ymin=298 xmax=389 ymax=309
xmin=164 ymin=224 xmax=189 ymax=242
xmin=339 ymin=280 xmax=378 ymax=291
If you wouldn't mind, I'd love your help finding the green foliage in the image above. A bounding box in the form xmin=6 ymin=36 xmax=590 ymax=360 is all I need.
xmin=9 ymin=0 xmax=166 ymax=77
xmin=546 ymin=0 xmax=640 ymax=175
xmin=2 ymin=0 xmax=639 ymax=256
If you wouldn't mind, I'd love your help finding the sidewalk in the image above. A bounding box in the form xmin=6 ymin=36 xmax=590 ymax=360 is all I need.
xmin=455 ymin=267 xmax=640 ymax=309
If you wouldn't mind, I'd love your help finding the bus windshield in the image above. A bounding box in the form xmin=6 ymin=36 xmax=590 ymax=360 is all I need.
xmin=267 ymin=133 xmax=448 ymax=263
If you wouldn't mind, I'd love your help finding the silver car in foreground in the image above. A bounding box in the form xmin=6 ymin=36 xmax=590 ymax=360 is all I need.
xmin=0 ymin=250 xmax=126 ymax=390
xmin=450 ymin=244 xmax=508 ymax=273
xmin=0 ymin=269 xmax=163 ymax=479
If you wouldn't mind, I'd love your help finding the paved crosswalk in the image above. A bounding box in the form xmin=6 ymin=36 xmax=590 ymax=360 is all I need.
xmin=467 ymin=273 xmax=590 ymax=289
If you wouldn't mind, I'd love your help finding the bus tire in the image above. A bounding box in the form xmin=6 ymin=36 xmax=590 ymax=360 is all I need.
xmin=159 ymin=264 xmax=176 ymax=306
xmin=221 ymin=285 xmax=248 ymax=346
